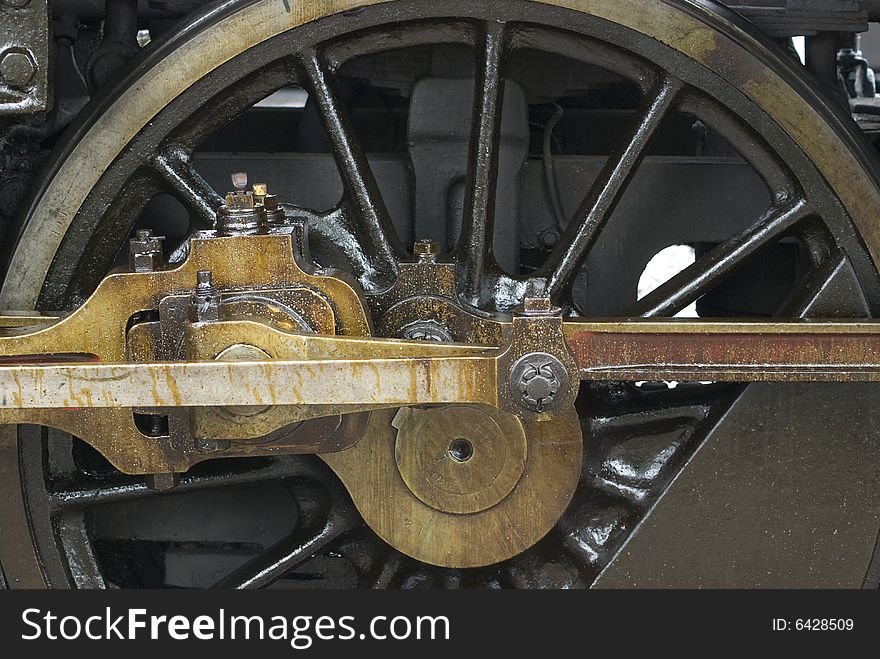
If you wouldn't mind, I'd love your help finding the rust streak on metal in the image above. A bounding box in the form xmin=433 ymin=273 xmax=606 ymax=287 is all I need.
xmin=163 ymin=365 xmax=182 ymax=406
xmin=147 ymin=367 xmax=165 ymax=406
xmin=564 ymin=319 xmax=880 ymax=381
xmin=0 ymin=355 xmax=499 ymax=410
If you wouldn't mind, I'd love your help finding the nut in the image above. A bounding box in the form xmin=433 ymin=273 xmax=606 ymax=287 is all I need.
xmin=413 ymin=238 xmax=439 ymax=262
xmin=0 ymin=50 xmax=36 ymax=89
xmin=264 ymin=194 xmax=287 ymax=227
xmin=217 ymin=174 xmax=268 ymax=235
xmin=523 ymin=296 xmax=553 ymax=315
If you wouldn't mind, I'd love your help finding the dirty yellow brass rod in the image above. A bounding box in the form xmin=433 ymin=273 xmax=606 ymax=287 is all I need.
xmin=0 ymin=356 xmax=497 ymax=410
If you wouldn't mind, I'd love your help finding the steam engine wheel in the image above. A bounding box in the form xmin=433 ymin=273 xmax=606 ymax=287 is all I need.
xmin=1 ymin=0 xmax=880 ymax=588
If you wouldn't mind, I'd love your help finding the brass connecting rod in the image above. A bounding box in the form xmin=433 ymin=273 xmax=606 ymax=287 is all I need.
xmin=0 ymin=353 xmax=496 ymax=411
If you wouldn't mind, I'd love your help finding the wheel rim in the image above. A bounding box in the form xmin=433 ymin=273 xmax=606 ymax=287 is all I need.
xmin=1 ymin=0 xmax=879 ymax=588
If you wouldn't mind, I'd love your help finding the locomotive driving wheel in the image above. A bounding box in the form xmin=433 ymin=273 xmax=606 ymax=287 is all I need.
xmin=2 ymin=0 xmax=880 ymax=588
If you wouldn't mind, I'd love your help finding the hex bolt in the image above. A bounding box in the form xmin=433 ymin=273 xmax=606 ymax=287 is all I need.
xmin=0 ymin=50 xmax=36 ymax=89
xmin=191 ymin=270 xmax=221 ymax=323
xmin=413 ymin=238 xmax=439 ymax=262
xmin=216 ymin=172 xmax=267 ymax=235
xmin=128 ymin=228 xmax=165 ymax=272
xmin=509 ymin=352 xmax=570 ymax=413
xmin=523 ymin=296 xmax=552 ymax=315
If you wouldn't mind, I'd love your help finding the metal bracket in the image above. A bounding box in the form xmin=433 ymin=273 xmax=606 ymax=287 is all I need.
xmin=0 ymin=0 xmax=49 ymax=114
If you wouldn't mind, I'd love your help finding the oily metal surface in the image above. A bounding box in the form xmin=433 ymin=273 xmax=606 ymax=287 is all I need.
xmin=369 ymin=260 xmax=504 ymax=345
xmin=1 ymin=0 xmax=394 ymax=308
xmin=0 ymin=0 xmax=49 ymax=114
xmin=596 ymin=383 xmax=880 ymax=588
xmin=321 ymin=406 xmax=583 ymax=568
xmin=0 ymin=426 xmax=45 ymax=587
xmin=321 ymin=307 xmax=583 ymax=568
xmin=0 ymin=312 xmax=56 ymax=329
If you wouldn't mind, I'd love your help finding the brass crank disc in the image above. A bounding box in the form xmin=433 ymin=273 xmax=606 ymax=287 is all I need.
xmin=322 ymin=405 xmax=583 ymax=568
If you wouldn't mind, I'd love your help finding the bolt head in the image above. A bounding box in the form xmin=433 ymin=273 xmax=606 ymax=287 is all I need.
xmin=509 ymin=352 xmax=569 ymax=413
xmin=192 ymin=298 xmax=221 ymax=323
xmin=413 ymin=239 xmax=439 ymax=260
xmin=0 ymin=50 xmax=36 ymax=89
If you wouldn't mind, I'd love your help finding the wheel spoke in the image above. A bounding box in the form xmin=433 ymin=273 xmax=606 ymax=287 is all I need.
xmin=543 ymin=75 xmax=683 ymax=298
xmin=457 ymin=21 xmax=508 ymax=305
xmin=629 ymin=197 xmax=811 ymax=317
xmin=48 ymin=458 xmax=322 ymax=511
xmin=366 ymin=553 xmax=405 ymax=589
xmin=55 ymin=511 xmax=107 ymax=588
xmin=151 ymin=146 xmax=223 ymax=228
xmin=297 ymin=48 xmax=400 ymax=286
xmin=678 ymin=92 xmax=796 ymax=199
xmin=212 ymin=505 xmax=354 ymax=589
xmin=779 ymin=252 xmax=850 ymax=318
